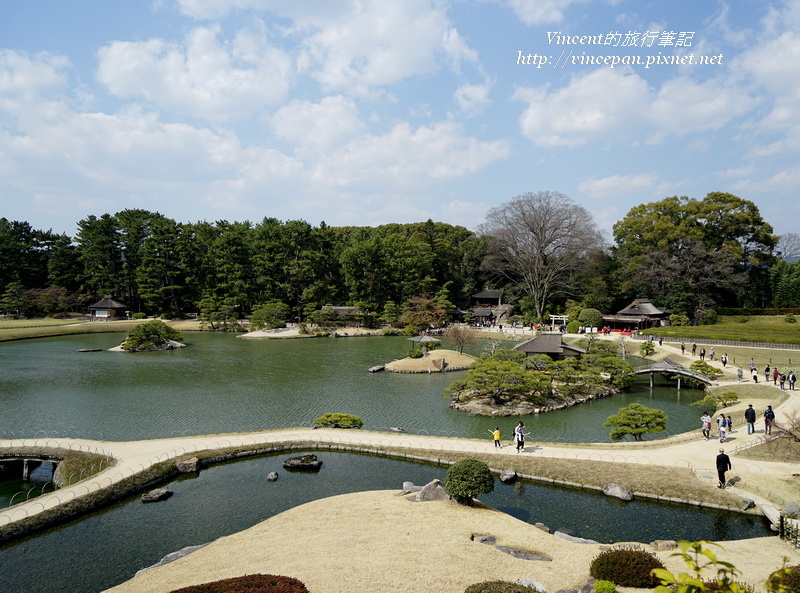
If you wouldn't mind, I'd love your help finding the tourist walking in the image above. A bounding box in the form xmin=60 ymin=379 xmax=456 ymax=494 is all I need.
xmin=749 ymin=359 xmax=755 ymax=373
xmin=789 ymin=371 xmax=796 ymax=391
xmin=700 ymin=348 xmax=706 ymax=361
xmin=752 ymin=367 xmax=759 ymax=383
xmin=726 ymin=415 xmax=733 ymax=433
xmin=737 ymin=366 xmax=743 ymax=382
xmin=692 ymin=342 xmax=697 ymax=356
xmin=681 ymin=343 xmax=686 ymax=355
xmin=764 ymin=365 xmax=771 ymax=382
xmin=780 ymin=372 xmax=786 ymax=390
xmin=772 ymin=367 xmax=779 ymax=385
xmin=764 ymin=405 xmax=775 ymax=435
xmin=744 ymin=404 xmax=756 ymax=434
xmin=721 ymin=353 xmax=728 ymax=367
xmin=716 ymin=448 xmax=732 ymax=488
xmin=489 ymin=426 xmax=502 ymax=448
xmin=709 ymin=347 xmax=715 ymax=361
xmin=717 ymin=414 xmax=727 ymax=442
xmin=513 ymin=421 xmax=528 ymax=453
xmin=701 ymin=412 xmax=712 ymax=440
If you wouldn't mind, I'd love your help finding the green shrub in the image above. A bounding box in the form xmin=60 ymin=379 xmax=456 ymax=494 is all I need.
xmin=131 ymin=312 xmax=147 ymax=320
xmin=464 ymin=581 xmax=532 ymax=593
xmin=702 ymin=580 xmax=756 ymax=593
xmin=670 ymin=312 xmax=690 ymax=326
xmin=787 ymin=314 xmax=797 ymax=324
xmin=578 ymin=308 xmax=604 ymax=329
xmin=382 ymin=328 xmax=401 ymax=336
xmin=589 ymin=547 xmax=665 ymax=588
xmin=566 ymin=320 xmax=580 ymax=333
xmin=269 ymin=321 xmax=287 ymax=329
xmin=689 ymin=360 xmax=724 ymax=379
xmin=297 ymin=323 xmax=309 ymax=334
xmin=699 ymin=309 xmax=718 ymax=325
xmin=407 ymin=349 xmax=424 ymax=358
xmin=122 ymin=320 xmax=183 ymax=351
xmin=736 ymin=315 xmax=750 ymax=323
xmin=769 ymin=564 xmax=800 ymax=593
xmin=312 ymin=413 xmax=363 ymax=429
xmin=593 ymin=580 xmax=617 ymax=593
xmin=444 ymin=459 xmax=494 ymax=505
xmin=639 ymin=340 xmax=655 ymax=357
xmin=169 ymin=574 xmax=309 ymax=593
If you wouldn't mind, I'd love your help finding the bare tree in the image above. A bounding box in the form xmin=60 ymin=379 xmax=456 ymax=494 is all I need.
xmin=478 ymin=191 xmax=603 ymax=320
xmin=776 ymin=233 xmax=800 ymax=261
xmin=445 ymin=325 xmax=478 ymax=354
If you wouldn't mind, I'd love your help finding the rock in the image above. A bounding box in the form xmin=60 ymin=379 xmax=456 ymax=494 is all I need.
xmin=267 ymin=471 xmax=279 ymax=482
xmin=176 ymin=457 xmax=199 ymax=473
xmin=515 ymin=578 xmax=548 ymax=591
xmin=415 ymin=479 xmax=450 ymax=502
xmin=651 ymin=540 xmax=677 ymax=551
xmin=555 ymin=527 xmax=574 ymax=536
xmin=602 ymin=483 xmax=633 ymax=501
xmin=553 ymin=531 xmax=599 ymax=545
xmin=401 ymin=481 xmax=423 ymax=495
xmin=471 ymin=534 xmax=496 ymax=545
xmin=741 ymin=498 xmax=755 ymax=511
xmin=500 ymin=468 xmax=517 ymax=483
xmin=497 ymin=547 xmax=552 ymax=562
xmin=389 ymin=426 xmax=406 ymax=432
xmin=141 ymin=488 xmax=173 ymax=502
xmin=534 ymin=522 xmax=551 ymax=533
xmin=283 ymin=454 xmax=323 ymax=471
xmin=782 ymin=502 xmax=800 ymax=518
xmin=136 ymin=543 xmax=209 ymax=574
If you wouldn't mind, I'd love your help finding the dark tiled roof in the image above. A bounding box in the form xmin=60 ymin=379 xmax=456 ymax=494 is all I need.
xmin=473 ymin=289 xmax=504 ymax=299
xmin=89 ymin=295 xmax=127 ymax=310
xmin=512 ymin=334 xmax=585 ymax=355
xmin=616 ymin=298 xmax=665 ymax=316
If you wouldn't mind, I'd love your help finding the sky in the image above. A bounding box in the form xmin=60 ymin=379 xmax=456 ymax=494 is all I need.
xmin=1 ymin=0 xmax=799 ymax=239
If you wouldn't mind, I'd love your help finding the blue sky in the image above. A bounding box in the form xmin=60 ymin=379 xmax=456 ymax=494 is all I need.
xmin=1 ymin=0 xmax=798 ymax=238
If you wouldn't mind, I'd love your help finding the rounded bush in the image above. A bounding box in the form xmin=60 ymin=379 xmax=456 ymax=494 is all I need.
xmin=578 ymin=308 xmax=604 ymax=329
xmin=131 ymin=312 xmax=147 ymax=319
xmin=444 ymin=458 xmax=494 ymax=505
xmin=768 ymin=565 xmax=800 ymax=593
xmin=566 ymin=320 xmax=580 ymax=333
xmin=589 ymin=548 xmax=665 ymax=588
xmin=168 ymin=573 xmax=309 ymax=592
xmin=593 ymin=580 xmax=617 ymax=593
xmin=464 ymin=581 xmax=532 ymax=593
xmin=312 ymin=412 xmax=363 ymax=429
xmin=407 ymin=349 xmax=424 ymax=358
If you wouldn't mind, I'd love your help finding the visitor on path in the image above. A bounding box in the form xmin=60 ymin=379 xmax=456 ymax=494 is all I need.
xmin=744 ymin=404 xmax=756 ymax=434
xmin=764 ymin=405 xmax=775 ymax=435
xmin=752 ymin=368 xmax=759 ymax=383
xmin=717 ymin=414 xmax=727 ymax=442
xmin=709 ymin=347 xmax=715 ymax=361
xmin=513 ymin=421 xmax=528 ymax=453
xmin=764 ymin=365 xmax=771 ymax=382
xmin=681 ymin=343 xmax=686 ymax=355
xmin=789 ymin=371 xmax=796 ymax=391
xmin=726 ymin=415 xmax=733 ymax=433
xmin=490 ymin=426 xmax=501 ymax=448
xmin=692 ymin=342 xmax=697 ymax=356
xmin=700 ymin=347 xmax=706 ymax=361
xmin=749 ymin=359 xmax=756 ymax=373
xmin=716 ymin=448 xmax=732 ymax=488
xmin=701 ymin=412 xmax=712 ymax=440
xmin=780 ymin=373 xmax=786 ymax=390
xmin=737 ymin=367 xmax=743 ymax=382
xmin=772 ymin=367 xmax=779 ymax=385
xmin=658 ymin=336 xmax=663 ymax=347
xmin=721 ymin=353 xmax=728 ymax=367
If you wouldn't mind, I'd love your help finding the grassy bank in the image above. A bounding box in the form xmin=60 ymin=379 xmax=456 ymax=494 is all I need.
xmin=0 ymin=318 xmax=204 ymax=342
xmin=651 ymin=315 xmax=800 ymax=345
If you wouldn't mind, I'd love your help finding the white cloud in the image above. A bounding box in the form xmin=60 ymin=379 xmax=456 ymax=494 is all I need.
xmin=514 ymin=68 xmax=651 ymax=147
xmin=310 ymin=121 xmax=511 ymax=189
xmin=96 ymin=25 xmax=293 ymax=120
xmin=579 ymin=173 xmax=666 ymax=199
xmin=505 ymin=0 xmax=587 ymax=25
xmin=452 ymin=80 xmax=492 ymax=117
xmin=271 ymin=95 xmax=367 ymax=156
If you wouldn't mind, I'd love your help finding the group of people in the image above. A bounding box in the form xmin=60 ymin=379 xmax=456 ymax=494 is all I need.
xmin=702 ymin=404 xmax=776 ymax=442
xmin=747 ymin=361 xmax=796 ymax=389
xmin=490 ymin=422 xmax=530 ymax=452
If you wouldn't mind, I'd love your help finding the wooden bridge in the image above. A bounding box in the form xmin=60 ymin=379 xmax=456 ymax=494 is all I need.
xmin=630 ymin=357 xmax=714 ymax=388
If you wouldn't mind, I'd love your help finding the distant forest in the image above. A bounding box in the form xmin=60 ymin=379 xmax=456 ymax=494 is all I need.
xmin=1 ymin=191 xmax=799 ymax=322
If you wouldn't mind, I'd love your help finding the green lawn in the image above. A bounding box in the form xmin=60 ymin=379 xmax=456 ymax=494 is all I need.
xmin=0 ymin=318 xmax=141 ymax=342
xmin=651 ymin=315 xmax=800 ymax=345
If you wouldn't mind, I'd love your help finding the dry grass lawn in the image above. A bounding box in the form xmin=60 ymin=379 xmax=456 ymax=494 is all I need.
xmin=385 ymin=348 xmax=476 ymax=372
xmin=104 ymin=490 xmax=799 ymax=593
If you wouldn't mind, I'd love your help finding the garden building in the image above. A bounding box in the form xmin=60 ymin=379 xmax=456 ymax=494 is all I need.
xmin=512 ymin=333 xmax=585 ymax=361
xmin=602 ymin=298 xmax=668 ymax=330
xmin=88 ymin=295 xmax=128 ymax=319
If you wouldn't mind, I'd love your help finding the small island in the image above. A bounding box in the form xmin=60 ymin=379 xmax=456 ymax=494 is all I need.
xmin=110 ymin=320 xmax=186 ymax=352
xmin=385 ymin=348 xmax=476 ymax=373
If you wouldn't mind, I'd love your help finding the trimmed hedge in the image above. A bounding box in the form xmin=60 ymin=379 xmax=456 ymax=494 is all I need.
xmin=169 ymin=574 xmax=308 ymax=593
xmin=589 ymin=547 xmax=664 ymax=588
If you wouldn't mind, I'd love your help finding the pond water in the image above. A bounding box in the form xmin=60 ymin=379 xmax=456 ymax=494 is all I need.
xmin=0 ymin=332 xmax=707 ymax=442
xmin=0 ymin=451 xmax=771 ymax=593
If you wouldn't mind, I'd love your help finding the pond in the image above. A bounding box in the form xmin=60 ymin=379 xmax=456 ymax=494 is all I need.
xmin=0 ymin=333 xmax=707 ymax=443
xmin=0 ymin=451 xmax=772 ymax=593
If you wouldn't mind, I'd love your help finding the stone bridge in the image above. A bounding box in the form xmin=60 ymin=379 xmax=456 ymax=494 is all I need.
xmin=630 ymin=357 xmax=714 ymax=388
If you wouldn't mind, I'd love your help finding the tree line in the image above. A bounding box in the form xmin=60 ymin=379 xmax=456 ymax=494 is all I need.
xmin=1 ymin=190 xmax=798 ymax=323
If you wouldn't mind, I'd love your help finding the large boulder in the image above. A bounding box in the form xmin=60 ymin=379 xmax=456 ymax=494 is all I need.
xmin=782 ymin=501 xmax=800 ymax=518
xmin=283 ymin=454 xmax=323 ymax=471
xmin=141 ymin=488 xmax=173 ymax=503
xmin=267 ymin=471 xmax=279 ymax=482
xmin=500 ymin=468 xmax=517 ymax=484
xmin=176 ymin=457 xmax=199 ymax=473
xmin=602 ymin=483 xmax=633 ymax=501
xmin=516 ymin=578 xmax=548 ymax=592
xmin=651 ymin=540 xmax=677 ymax=551
xmin=415 ymin=479 xmax=450 ymax=502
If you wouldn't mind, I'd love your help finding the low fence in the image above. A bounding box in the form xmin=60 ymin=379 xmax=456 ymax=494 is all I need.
xmin=779 ymin=515 xmax=800 ymax=549
xmin=630 ymin=334 xmax=800 ymax=352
